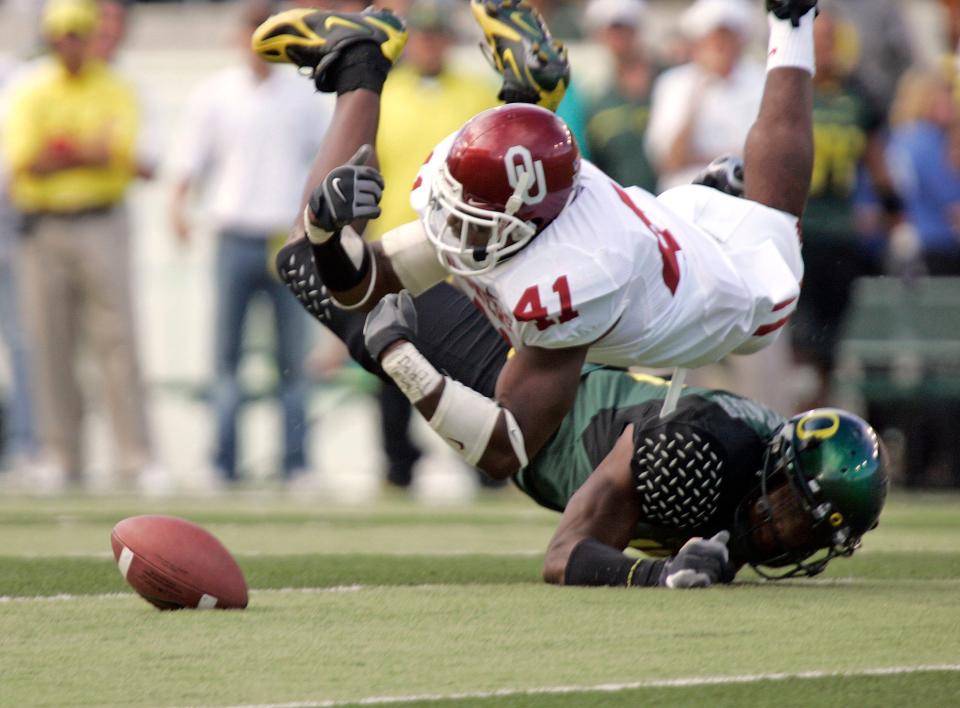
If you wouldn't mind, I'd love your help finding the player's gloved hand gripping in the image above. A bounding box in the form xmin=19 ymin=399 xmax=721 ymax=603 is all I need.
xmin=659 ymin=531 xmax=735 ymax=589
xmin=364 ymin=290 xmax=418 ymax=362
xmin=304 ymin=144 xmax=384 ymax=243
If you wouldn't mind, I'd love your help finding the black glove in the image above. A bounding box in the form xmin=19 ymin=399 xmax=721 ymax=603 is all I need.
xmin=363 ymin=290 xmax=418 ymax=362
xmin=659 ymin=531 xmax=735 ymax=589
xmin=766 ymin=0 xmax=818 ymax=28
xmin=307 ymin=145 xmax=384 ymax=236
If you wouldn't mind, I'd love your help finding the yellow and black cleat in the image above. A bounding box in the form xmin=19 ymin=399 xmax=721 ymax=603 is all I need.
xmin=470 ymin=0 xmax=569 ymax=112
xmin=252 ymin=7 xmax=407 ymax=88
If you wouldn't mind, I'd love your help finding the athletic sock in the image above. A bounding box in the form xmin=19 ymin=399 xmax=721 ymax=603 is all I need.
xmin=766 ymin=7 xmax=816 ymax=75
xmin=329 ymin=42 xmax=391 ymax=95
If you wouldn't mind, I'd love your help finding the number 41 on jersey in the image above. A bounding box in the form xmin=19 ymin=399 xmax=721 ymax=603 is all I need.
xmin=513 ymin=276 xmax=580 ymax=332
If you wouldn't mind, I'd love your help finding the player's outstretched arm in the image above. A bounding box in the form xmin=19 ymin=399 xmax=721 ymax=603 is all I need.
xmin=296 ymin=89 xmax=385 ymax=226
xmin=543 ymin=427 xmax=645 ymax=583
xmin=249 ymin=7 xmax=416 ymax=311
xmin=364 ymin=292 xmax=587 ymax=478
xmin=743 ymin=1 xmax=817 ymax=217
xmin=251 ymin=6 xmax=407 ymax=234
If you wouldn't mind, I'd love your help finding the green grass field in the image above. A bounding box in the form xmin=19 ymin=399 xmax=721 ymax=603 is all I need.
xmin=2 ymin=490 xmax=960 ymax=708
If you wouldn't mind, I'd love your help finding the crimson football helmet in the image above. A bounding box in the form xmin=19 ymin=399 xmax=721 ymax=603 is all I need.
xmin=424 ymin=104 xmax=580 ymax=275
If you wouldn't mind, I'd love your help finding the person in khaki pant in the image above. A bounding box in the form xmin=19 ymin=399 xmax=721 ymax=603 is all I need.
xmin=2 ymin=0 xmax=165 ymax=493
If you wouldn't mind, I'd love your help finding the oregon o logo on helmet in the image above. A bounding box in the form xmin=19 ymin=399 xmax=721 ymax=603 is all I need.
xmin=504 ymin=145 xmax=546 ymax=205
xmin=796 ymin=410 xmax=840 ymax=441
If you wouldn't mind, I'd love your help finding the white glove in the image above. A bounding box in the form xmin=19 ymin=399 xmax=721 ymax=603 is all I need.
xmin=659 ymin=531 xmax=734 ymax=589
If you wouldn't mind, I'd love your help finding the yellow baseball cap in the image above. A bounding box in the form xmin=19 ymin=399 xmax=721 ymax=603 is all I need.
xmin=42 ymin=0 xmax=98 ymax=39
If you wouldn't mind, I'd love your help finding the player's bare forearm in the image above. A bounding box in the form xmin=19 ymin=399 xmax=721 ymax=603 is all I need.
xmin=743 ymin=68 xmax=813 ymax=217
xmin=485 ymin=344 xmax=587 ymax=477
xmin=543 ymin=426 xmax=641 ymax=584
xmin=292 ymin=89 xmax=382 ymax=243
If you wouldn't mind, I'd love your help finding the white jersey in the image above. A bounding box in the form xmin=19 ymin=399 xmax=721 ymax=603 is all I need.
xmin=410 ymin=135 xmax=803 ymax=370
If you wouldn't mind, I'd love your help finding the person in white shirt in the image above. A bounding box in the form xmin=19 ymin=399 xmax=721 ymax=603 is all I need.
xmin=645 ymin=0 xmax=764 ymax=192
xmin=170 ymin=0 xmax=332 ymax=485
xmin=252 ymin=0 xmax=817 ymax=488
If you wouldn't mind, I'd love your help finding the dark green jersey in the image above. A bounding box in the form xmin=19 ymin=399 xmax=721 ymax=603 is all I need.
xmin=516 ymin=367 xmax=785 ymax=552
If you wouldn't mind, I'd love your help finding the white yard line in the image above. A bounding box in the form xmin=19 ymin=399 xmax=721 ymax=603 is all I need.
xmin=187 ymin=664 xmax=960 ymax=708
xmin=6 ymin=549 xmax=543 ymax=558
xmin=0 ymin=586 xmax=367 ymax=603
xmin=4 ymin=576 xmax=960 ymax=604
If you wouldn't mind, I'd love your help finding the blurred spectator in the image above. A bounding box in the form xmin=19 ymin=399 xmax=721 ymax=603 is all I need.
xmin=169 ymin=0 xmax=331 ymax=487
xmin=0 ymin=54 xmax=39 ymax=475
xmin=836 ymin=0 xmax=915 ymax=124
xmin=368 ymin=0 xmax=500 ymax=490
xmin=791 ymin=3 xmax=901 ymax=408
xmin=645 ymin=0 xmax=762 ymax=191
xmin=583 ymin=0 xmax=647 ymax=76
xmin=583 ymin=0 xmax=658 ymax=192
xmin=887 ymin=66 xmax=960 ymax=275
xmin=1 ymin=0 xmax=162 ymax=493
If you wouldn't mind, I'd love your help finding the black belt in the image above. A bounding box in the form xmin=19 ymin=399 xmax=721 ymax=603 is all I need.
xmin=29 ymin=204 xmax=116 ymax=219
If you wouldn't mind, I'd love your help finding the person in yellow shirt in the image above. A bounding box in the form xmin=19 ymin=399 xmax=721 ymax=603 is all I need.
xmin=367 ymin=0 xmax=500 ymax=490
xmin=1 ymin=0 xmax=163 ymax=493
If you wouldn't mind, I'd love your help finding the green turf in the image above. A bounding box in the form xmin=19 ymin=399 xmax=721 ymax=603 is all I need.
xmin=1 ymin=491 xmax=959 ymax=707
xmin=2 ymin=550 xmax=960 ymax=598
xmin=344 ymin=672 xmax=960 ymax=708
xmin=2 ymin=583 xmax=960 ymax=707
xmin=0 ymin=554 xmax=545 ymax=597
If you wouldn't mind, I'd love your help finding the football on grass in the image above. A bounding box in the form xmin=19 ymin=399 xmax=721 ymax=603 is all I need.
xmin=110 ymin=515 xmax=248 ymax=610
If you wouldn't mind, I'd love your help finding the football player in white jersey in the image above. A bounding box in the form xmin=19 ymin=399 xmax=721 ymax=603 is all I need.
xmin=252 ymin=0 xmax=819 ymax=480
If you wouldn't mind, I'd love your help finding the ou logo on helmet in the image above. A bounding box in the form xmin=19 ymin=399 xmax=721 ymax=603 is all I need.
xmin=504 ymin=145 xmax=547 ymax=206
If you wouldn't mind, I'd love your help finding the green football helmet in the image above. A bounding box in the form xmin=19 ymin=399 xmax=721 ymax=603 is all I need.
xmin=734 ymin=408 xmax=889 ymax=579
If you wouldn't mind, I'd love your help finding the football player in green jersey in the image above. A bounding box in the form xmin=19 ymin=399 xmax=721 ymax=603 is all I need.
xmin=278 ymin=238 xmax=888 ymax=590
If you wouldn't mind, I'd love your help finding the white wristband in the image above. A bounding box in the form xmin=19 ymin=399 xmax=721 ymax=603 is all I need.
xmin=380 ymin=342 xmax=443 ymax=404
xmin=766 ymin=8 xmax=816 ymax=75
xmin=429 ymin=378 xmax=501 ymax=466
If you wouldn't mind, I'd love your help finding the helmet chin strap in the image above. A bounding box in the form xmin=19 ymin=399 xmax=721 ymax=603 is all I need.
xmin=504 ymin=171 xmax=532 ymax=216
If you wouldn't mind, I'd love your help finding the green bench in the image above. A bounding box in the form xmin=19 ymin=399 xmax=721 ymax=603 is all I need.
xmin=834 ymin=276 xmax=960 ymax=402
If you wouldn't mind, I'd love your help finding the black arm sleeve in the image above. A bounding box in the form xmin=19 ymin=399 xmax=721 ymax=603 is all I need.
xmin=564 ymin=538 xmax=666 ymax=588
xmin=275 ymin=238 xmax=509 ymax=396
